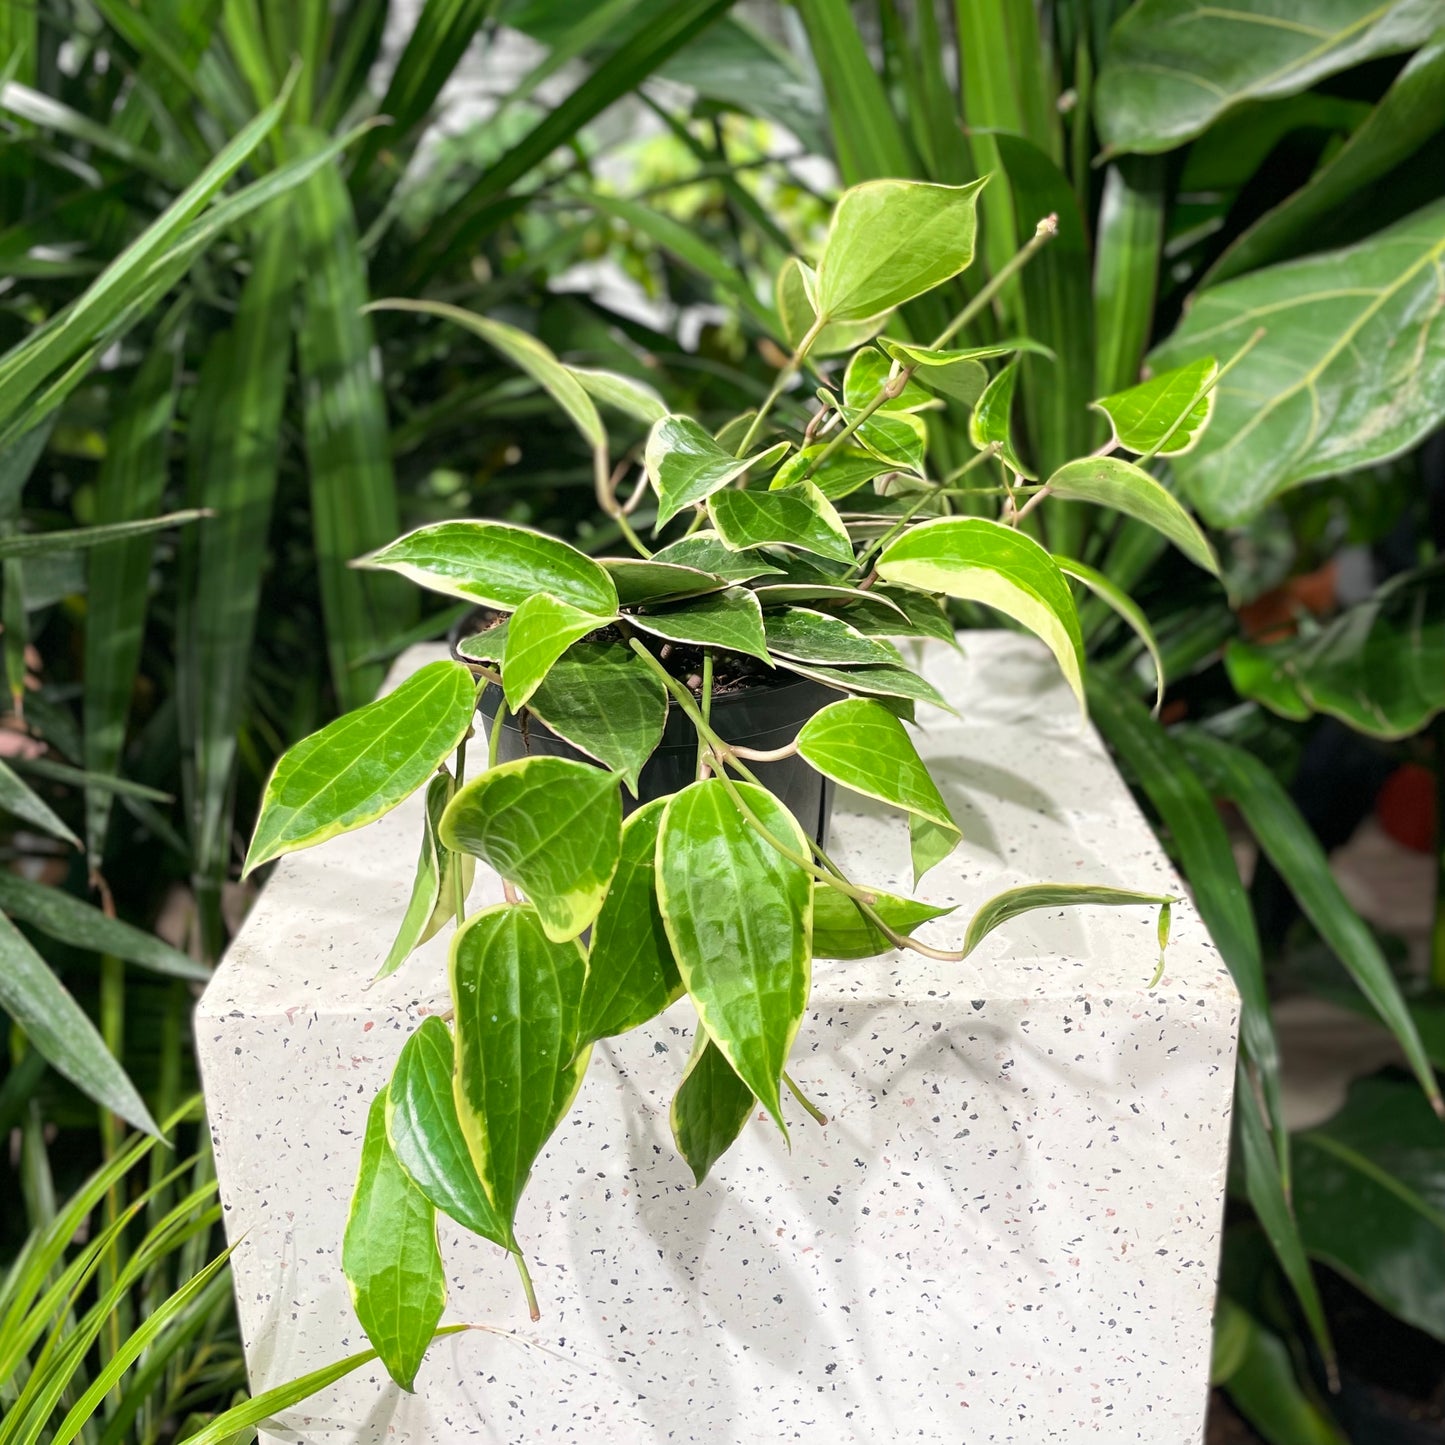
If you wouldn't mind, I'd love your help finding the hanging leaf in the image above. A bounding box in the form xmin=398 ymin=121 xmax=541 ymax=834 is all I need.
xmin=961 ymin=883 xmax=1175 ymax=958
xmin=386 ymin=1016 xmax=506 ymax=1246
xmin=813 ymin=178 xmax=987 ymax=322
xmin=710 ymin=482 xmax=854 ymax=565
xmin=502 ymin=593 xmax=616 ymax=711
xmin=343 ymin=1089 xmax=445 ymax=1392
xmin=968 ymin=360 xmax=1033 ymax=477
xmin=527 ymin=644 xmax=668 ymax=797
xmin=770 ymin=444 xmax=891 ymax=500
xmin=670 ymin=1029 xmax=758 ymax=1184
xmin=877 ymin=518 xmax=1085 ymax=711
xmin=646 ymin=414 xmax=774 ymax=527
xmin=764 ymin=608 xmax=901 ymax=667
xmin=812 ymin=884 xmax=955 ymax=960
xmin=1054 ymin=555 xmax=1166 ymax=713
xmin=579 ymin=800 xmax=683 ymax=1047
xmin=1044 ymin=457 xmax=1219 ymax=575
xmin=450 ymin=903 xmax=587 ymax=1236
xmin=570 ymin=365 xmax=668 ymax=425
xmin=657 ymin=779 xmax=812 ymax=1135
xmin=359 ymin=519 xmax=619 ymax=615
xmin=245 ymin=660 xmax=477 ymax=874
xmin=440 ymin=757 xmax=621 ymax=942
xmin=626 ymin=586 xmax=771 ymax=665
xmin=0 ymin=511 xmax=209 ymax=559
xmin=1092 ymin=357 xmax=1216 ymax=457
xmin=651 ymin=534 xmax=784 ymax=582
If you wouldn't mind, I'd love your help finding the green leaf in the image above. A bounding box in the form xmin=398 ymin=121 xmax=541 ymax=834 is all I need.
xmin=775 ymin=256 xmax=887 ymax=356
xmin=386 ymin=1016 xmax=506 ymax=1246
xmin=580 ymin=799 xmax=683 ymax=1047
xmin=710 ymin=482 xmax=853 ymax=565
xmin=1180 ymin=731 xmax=1442 ymax=1113
xmin=440 ymin=757 xmax=621 ymax=942
xmin=813 ymin=178 xmax=987 ymax=322
xmin=968 ymin=360 xmax=1033 ymax=477
xmin=0 ymin=511 xmax=208 ymax=560
xmin=0 ymin=757 xmax=80 ymax=848
xmin=1092 ymin=357 xmax=1217 ymax=457
xmin=1207 ymin=35 xmax=1445 ymax=284
xmin=879 ymin=338 xmax=1042 ymax=405
xmin=1054 ymin=555 xmax=1166 ymax=713
xmin=343 ymin=1089 xmax=445 ymax=1392
xmin=670 ymin=1029 xmax=757 ymax=1185
xmin=1093 ymin=157 xmax=1167 ymax=395
xmin=646 ymin=414 xmax=774 ymax=528
xmin=1224 ymin=560 xmax=1445 ymax=738
xmin=450 ymin=902 xmax=587 ymax=1233
xmin=1097 ymin=0 xmax=1437 ymax=154
xmin=842 ymin=404 xmax=927 ymax=474
xmin=1152 ymin=201 xmax=1445 ymax=526
xmin=764 ymin=609 xmax=901 ymax=667
xmin=770 ymin=445 xmax=890 ymax=501
xmin=843 ymin=591 xmax=959 ymax=646
xmin=908 ymin=814 xmax=959 ymax=885
xmin=777 ymin=658 xmax=954 ymax=715
xmin=502 ymin=593 xmax=616 ymax=711
xmin=1044 ymin=457 xmax=1219 ymax=575
xmin=657 ymin=779 xmax=812 ymax=1134
xmin=650 ymin=534 xmax=784 ymax=582
xmin=1295 ymin=1076 xmax=1445 ymax=1344
xmin=600 ymin=557 xmax=725 ymax=605
xmin=0 ymin=912 xmax=158 ymax=1137
xmin=376 ymin=771 xmax=472 ymax=982
xmin=527 ymin=643 xmax=668 ymax=797
xmin=877 ymin=518 xmax=1085 ymax=712
xmin=0 ymin=872 xmax=206 ymax=981
xmin=842 ymin=348 xmax=934 ymax=414
xmin=368 ymin=299 xmax=605 ymax=449
xmin=570 ymin=366 xmax=668 ymax=426
xmin=359 ymin=519 xmax=619 ymax=615
xmin=626 ymin=586 xmax=771 ymax=664
xmin=961 ymin=883 xmax=1174 ymax=958
xmin=245 ymin=659 xmax=477 ymax=874
xmin=811 ymin=884 xmax=954 ymax=960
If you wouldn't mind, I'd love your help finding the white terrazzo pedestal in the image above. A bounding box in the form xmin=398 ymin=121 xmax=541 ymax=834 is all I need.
xmin=198 ymin=633 xmax=1239 ymax=1444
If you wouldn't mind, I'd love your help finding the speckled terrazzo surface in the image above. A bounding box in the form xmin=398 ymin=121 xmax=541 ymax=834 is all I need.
xmin=198 ymin=633 xmax=1239 ymax=1444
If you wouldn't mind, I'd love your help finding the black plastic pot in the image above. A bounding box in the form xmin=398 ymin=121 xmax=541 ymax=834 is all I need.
xmin=474 ymin=666 xmax=839 ymax=847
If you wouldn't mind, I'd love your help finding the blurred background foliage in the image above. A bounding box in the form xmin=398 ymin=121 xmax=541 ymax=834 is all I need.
xmin=1 ymin=1 xmax=1442 ymax=1439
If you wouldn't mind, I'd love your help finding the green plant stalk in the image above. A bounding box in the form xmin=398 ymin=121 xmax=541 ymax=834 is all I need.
xmin=696 ymin=649 xmax=714 ymax=781
xmin=594 ymin=445 xmax=652 ymax=558
xmin=734 ymin=315 xmax=826 ymax=456
xmin=99 ymin=950 xmax=125 ymax=1397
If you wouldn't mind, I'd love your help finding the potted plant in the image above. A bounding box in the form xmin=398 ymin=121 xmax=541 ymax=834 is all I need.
xmin=241 ymin=177 xmax=1224 ymax=1391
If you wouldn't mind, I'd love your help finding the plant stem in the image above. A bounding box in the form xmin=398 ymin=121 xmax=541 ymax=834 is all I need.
xmin=594 ymin=445 xmax=652 ymax=558
xmin=930 ymin=213 xmax=1059 ymax=350
xmin=513 ymin=1249 xmax=540 ymax=1322
xmin=488 ymin=694 xmax=508 ymax=770
xmin=734 ymin=315 xmax=826 ymax=456
xmin=696 ymin=649 xmax=714 ymax=781
xmin=783 ymin=1071 xmax=827 ymax=1125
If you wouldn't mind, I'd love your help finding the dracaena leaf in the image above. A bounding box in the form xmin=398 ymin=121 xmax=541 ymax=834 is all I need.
xmin=1092 ymin=357 xmax=1216 ymax=457
xmin=343 ymin=1088 xmax=445 ymax=1393
xmin=709 ymin=482 xmax=854 ymax=565
xmin=440 ymin=756 xmax=621 ymax=942
xmin=646 ymin=414 xmax=773 ymax=527
xmin=811 ymin=885 xmax=955 ymax=960
xmin=502 ymin=593 xmax=617 ymax=711
xmin=0 ymin=756 xmax=80 ymax=848
xmin=245 ymin=660 xmax=477 ymax=874
xmin=625 ymin=586 xmax=771 ymax=664
xmin=570 ymin=365 xmax=668 ymax=425
xmin=813 ymin=178 xmax=987 ymax=322
xmin=877 ymin=518 xmax=1085 ymax=713
xmin=671 ymin=1029 xmax=757 ymax=1184
xmin=579 ymin=799 xmax=683 ymax=1047
xmin=657 ymin=779 xmax=812 ymax=1135
xmin=450 ymin=903 xmax=587 ymax=1233
xmin=358 ymin=519 xmax=618 ymax=615
xmin=386 ymin=1016 xmax=507 ymax=1246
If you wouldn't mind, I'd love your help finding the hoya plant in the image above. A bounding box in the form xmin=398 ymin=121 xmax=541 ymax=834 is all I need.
xmin=244 ymin=177 xmax=1222 ymax=1389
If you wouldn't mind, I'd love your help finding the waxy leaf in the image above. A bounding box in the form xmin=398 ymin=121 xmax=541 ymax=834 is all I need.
xmin=671 ymin=1029 xmax=757 ymax=1184
xmin=450 ymin=903 xmax=587 ymax=1231
xmin=770 ymin=445 xmax=890 ymax=500
xmin=377 ymin=771 xmax=473 ymax=981
xmin=502 ymin=593 xmax=616 ymax=710
xmin=1093 ymin=357 xmax=1216 ymax=457
xmin=343 ymin=1089 xmax=445 ymax=1393
xmin=646 ymin=414 xmax=772 ymax=527
xmin=844 ymin=591 xmax=958 ymax=646
xmin=764 ymin=608 xmax=901 ymax=667
xmin=843 ymin=404 xmax=927 ymax=474
xmin=359 ymin=519 xmax=618 ymax=615
xmin=710 ymin=482 xmax=853 ymax=565
xmin=812 ymin=885 xmax=955 ymax=960
xmin=657 ymin=780 xmax=812 ymax=1134
xmin=775 ymin=255 xmax=887 ymax=356
xmin=1152 ymin=201 xmax=1445 ymax=526
xmin=1044 ymin=457 xmax=1219 ymax=575
xmin=797 ymin=697 xmax=957 ymax=838
xmin=879 ymin=337 xmax=1052 ymax=405
xmin=843 ymin=347 xmax=933 ymax=414
xmin=570 ymin=366 xmax=667 ymax=425
xmin=370 ymin=300 xmax=605 ymax=448
xmin=1054 ymin=556 xmax=1166 ymax=714
xmin=0 ymin=757 xmax=80 ymax=848
xmin=814 ymin=178 xmax=987 ymax=322
xmin=580 ymin=800 xmax=683 ymax=1046
xmin=778 ymin=658 xmax=954 ymax=714
xmin=246 ymin=660 xmax=477 ymax=874
xmin=387 ymin=1016 xmax=506 ymax=1246
xmin=651 ymin=534 xmax=784 ymax=582
xmin=626 ymin=586 xmax=771 ymax=664
xmin=962 ymin=883 xmax=1174 ymax=958
xmin=910 ymin=815 xmax=959 ymax=886
xmin=601 ymin=557 xmax=725 ymax=605
xmin=878 ymin=518 xmax=1085 ymax=712
xmin=457 ymin=619 xmax=508 ymax=666
xmin=440 ymin=757 xmax=621 ymax=942
xmin=968 ymin=360 xmax=1033 ymax=477
xmin=528 ymin=644 xmax=668 ymax=796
